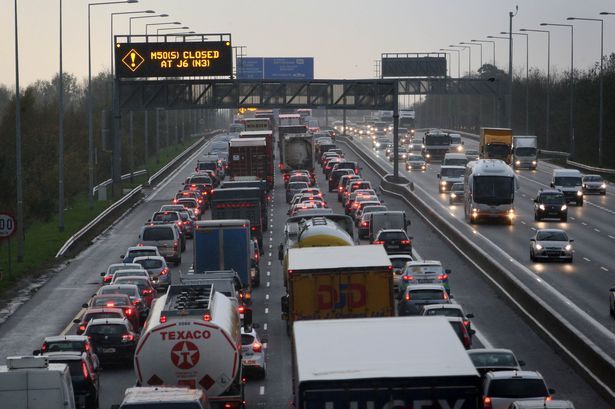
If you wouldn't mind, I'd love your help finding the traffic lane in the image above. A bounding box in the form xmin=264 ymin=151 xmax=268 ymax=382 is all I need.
xmin=359 ymin=137 xmax=615 ymax=326
xmin=339 ymin=143 xmax=611 ymax=408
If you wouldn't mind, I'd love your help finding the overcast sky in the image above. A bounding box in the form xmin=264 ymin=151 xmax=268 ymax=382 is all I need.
xmin=1 ymin=0 xmax=614 ymax=86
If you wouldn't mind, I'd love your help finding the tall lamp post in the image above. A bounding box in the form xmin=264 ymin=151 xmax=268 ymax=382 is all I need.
xmin=541 ymin=22 xmax=574 ymax=157
xmin=440 ymin=48 xmax=461 ymax=78
xmin=157 ymin=26 xmax=189 ymax=37
xmin=146 ymin=21 xmax=181 ymax=35
xmin=110 ymin=9 xmax=153 ymax=71
xmin=569 ymin=16 xmax=604 ymax=165
xmin=461 ymin=42 xmax=483 ymax=69
xmin=472 ymin=39 xmax=496 ymax=67
xmin=502 ymin=31 xmax=529 ymax=134
xmin=520 ymin=28 xmax=551 ymax=147
xmin=450 ymin=44 xmax=471 ymax=76
xmin=86 ymin=2 xmax=143 ymax=210
xmin=129 ymin=13 xmax=168 ymax=36
xmin=14 ymin=0 xmax=24 ymax=260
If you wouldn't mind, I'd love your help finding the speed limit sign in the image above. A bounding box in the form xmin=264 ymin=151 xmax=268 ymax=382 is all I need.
xmin=0 ymin=213 xmax=16 ymax=239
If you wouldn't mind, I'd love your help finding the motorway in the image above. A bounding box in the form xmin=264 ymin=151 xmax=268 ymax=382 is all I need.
xmin=0 ymin=130 xmax=611 ymax=408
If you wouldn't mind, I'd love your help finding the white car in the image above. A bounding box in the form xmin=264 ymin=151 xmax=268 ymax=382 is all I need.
xmin=133 ymin=256 xmax=171 ymax=289
xmin=529 ymin=229 xmax=573 ymax=263
xmin=241 ymin=327 xmax=266 ymax=379
xmin=482 ymin=371 xmax=554 ymax=409
xmin=405 ymin=154 xmax=426 ymax=171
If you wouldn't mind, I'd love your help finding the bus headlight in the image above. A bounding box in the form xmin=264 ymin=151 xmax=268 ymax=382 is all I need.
xmin=532 ymin=161 xmax=537 ymax=165
xmin=450 ymin=193 xmax=457 ymax=198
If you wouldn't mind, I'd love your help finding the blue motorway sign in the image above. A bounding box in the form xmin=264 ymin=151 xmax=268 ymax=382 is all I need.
xmin=236 ymin=57 xmax=264 ymax=79
xmin=264 ymin=58 xmax=314 ymax=80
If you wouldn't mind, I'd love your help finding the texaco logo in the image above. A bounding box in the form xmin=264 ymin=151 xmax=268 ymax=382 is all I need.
xmin=171 ymin=341 xmax=200 ymax=369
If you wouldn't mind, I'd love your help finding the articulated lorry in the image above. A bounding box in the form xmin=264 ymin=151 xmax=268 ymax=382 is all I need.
xmin=282 ymin=245 xmax=394 ymax=334
xmin=281 ymin=133 xmax=314 ymax=175
xmin=228 ymin=137 xmax=273 ymax=191
xmin=480 ymin=127 xmax=513 ymax=164
xmin=278 ymin=125 xmax=308 ymax=164
xmin=211 ymin=188 xmax=264 ymax=251
xmin=423 ymin=130 xmax=451 ymax=162
xmin=293 ymin=316 xmax=482 ymax=408
xmin=512 ymin=135 xmax=538 ymax=170
xmin=134 ymin=283 xmax=244 ymax=409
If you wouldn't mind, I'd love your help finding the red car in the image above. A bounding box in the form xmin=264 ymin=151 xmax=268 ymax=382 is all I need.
xmin=83 ymin=294 xmax=140 ymax=330
xmin=73 ymin=307 xmax=127 ymax=335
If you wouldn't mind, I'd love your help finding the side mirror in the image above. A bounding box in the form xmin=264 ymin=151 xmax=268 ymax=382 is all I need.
xmin=82 ymin=303 xmax=88 ymax=308
xmin=518 ymin=360 xmax=526 ymax=367
xmin=469 ymin=329 xmax=476 ymax=336
xmin=610 ymin=288 xmax=615 ymax=292
xmin=408 ymin=236 xmax=414 ymax=240
xmin=533 ymin=198 xmax=538 ymax=203
xmin=380 ymin=200 xmax=385 ymax=204
xmin=100 ymin=272 xmax=105 ymax=276
xmin=569 ymin=239 xmax=574 ymax=243
xmin=73 ymin=319 xmax=80 ymax=324
xmin=138 ymin=235 xmax=141 ymax=239
xmin=32 ymin=350 xmax=41 ymax=356
xmin=548 ymin=388 xmax=556 ymax=395
xmin=550 ymin=183 xmax=555 ymax=188
xmin=437 ymin=174 xmax=441 ymax=179
xmin=529 ymin=238 xmax=535 ymax=242
xmin=449 ymin=294 xmax=454 ymax=299
xmin=466 ymin=313 xmax=474 ymax=319
xmin=445 ymin=269 xmax=451 ymax=274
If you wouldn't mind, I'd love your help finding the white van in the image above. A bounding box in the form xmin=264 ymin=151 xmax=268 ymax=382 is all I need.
xmin=0 ymin=356 xmax=76 ymax=409
xmin=115 ymin=386 xmax=210 ymax=409
xmin=551 ymin=169 xmax=583 ymax=206
xmin=442 ymin=152 xmax=468 ymax=167
xmin=368 ymin=211 xmax=410 ymax=241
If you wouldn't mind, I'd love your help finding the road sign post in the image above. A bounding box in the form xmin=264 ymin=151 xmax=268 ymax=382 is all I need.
xmin=0 ymin=213 xmax=17 ymax=281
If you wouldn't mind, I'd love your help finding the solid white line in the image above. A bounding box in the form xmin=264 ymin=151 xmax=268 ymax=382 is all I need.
xmin=263 ymin=323 xmax=268 ymax=331
xmin=266 ymin=282 xmax=270 ymax=287
xmin=259 ymin=386 xmax=265 ymax=395
xmin=265 ymin=294 xmax=269 ymax=300
xmin=264 ymin=308 xmax=269 ymax=314
xmin=601 ymin=267 xmax=609 ymax=272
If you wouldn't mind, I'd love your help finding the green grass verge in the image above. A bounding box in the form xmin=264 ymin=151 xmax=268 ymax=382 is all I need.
xmin=0 ymin=136 xmax=202 ymax=295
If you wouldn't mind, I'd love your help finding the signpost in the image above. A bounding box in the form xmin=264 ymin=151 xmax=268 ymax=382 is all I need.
xmin=263 ymin=57 xmax=314 ymax=80
xmin=236 ymin=57 xmax=264 ymax=79
xmin=115 ymin=40 xmax=233 ymax=78
xmin=0 ymin=213 xmax=16 ymax=281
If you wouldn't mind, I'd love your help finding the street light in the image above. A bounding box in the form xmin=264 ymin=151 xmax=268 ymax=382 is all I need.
xmin=146 ymin=21 xmax=181 ymax=35
xmin=449 ymin=44 xmax=471 ymax=76
xmin=440 ymin=48 xmax=461 ymax=78
xmin=461 ymin=42 xmax=483 ymax=68
xmin=472 ymin=39 xmax=496 ymax=67
xmin=521 ymin=28 xmax=551 ymax=147
xmin=157 ymin=26 xmax=189 ymax=36
xmin=541 ymin=22 xmax=575 ymax=157
xmin=14 ymin=0 xmax=24 ymax=260
xmin=129 ymin=13 xmax=168 ymax=36
xmin=110 ymin=10 xmax=153 ymax=70
xmin=502 ymin=31 xmax=529 ymax=134
xmin=87 ymin=0 xmax=139 ymax=208
xmin=59 ymin=0 xmax=65 ymax=231
xmin=568 ymin=16 xmax=604 ymax=165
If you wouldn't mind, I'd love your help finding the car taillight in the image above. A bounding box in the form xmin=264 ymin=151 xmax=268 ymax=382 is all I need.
xmin=82 ymin=361 xmax=89 ymax=379
xmin=136 ymin=243 xmax=144 ymax=247
xmin=122 ymin=333 xmax=135 ymax=342
xmin=354 ymin=169 xmax=359 ymax=174
xmin=253 ymin=342 xmax=263 ymax=353
xmin=338 ymin=186 xmax=343 ymax=191
xmin=438 ymin=273 xmax=448 ymax=280
xmin=401 ymin=239 xmax=410 ymax=245
xmin=463 ymin=320 xmax=470 ymax=328
xmin=173 ymin=199 xmax=178 ymax=203
xmin=124 ymin=308 xmax=133 ymax=316
xmin=405 ymin=293 xmax=411 ymax=301
xmin=160 ymin=267 xmax=169 ymax=276
xmin=203 ymin=313 xmax=211 ymax=321
xmin=251 ymin=226 xmax=256 ymax=231
xmin=133 ymin=299 xmax=142 ymax=306
xmin=174 ymin=241 xmax=179 ymax=250
xmin=103 ymin=275 xmax=112 ymax=282
xmin=194 ymin=209 xmax=200 ymax=215
xmin=41 ymin=343 xmax=47 ymax=353
xmin=360 ymin=221 xmax=369 ymax=227
xmin=142 ymin=289 xmax=153 ymax=295
xmin=106 ymin=302 xmax=115 ymax=307
xmin=373 ymin=240 xmax=384 ymax=244
xmin=402 ymin=275 xmax=413 ymax=282
xmin=483 ymin=397 xmax=492 ymax=409
xmin=79 ymin=325 xmax=86 ymax=332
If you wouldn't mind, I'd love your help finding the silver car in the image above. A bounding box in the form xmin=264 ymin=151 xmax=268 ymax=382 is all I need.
xmin=241 ymin=327 xmax=266 ymax=379
xmin=481 ymin=370 xmax=554 ymax=409
xmin=405 ymin=154 xmax=426 ymax=171
xmin=530 ymin=229 xmax=573 ymax=263
xmin=582 ymin=174 xmax=606 ymax=195
xmin=133 ymin=256 xmax=170 ymax=289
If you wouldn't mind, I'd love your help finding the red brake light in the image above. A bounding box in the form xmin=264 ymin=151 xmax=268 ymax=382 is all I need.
xmin=106 ymin=302 xmax=115 ymax=307
xmin=402 ymin=275 xmax=413 ymax=282
xmin=41 ymin=343 xmax=47 ymax=353
xmin=401 ymin=239 xmax=410 ymax=245
xmin=136 ymin=243 xmax=144 ymax=247
xmin=483 ymin=397 xmax=492 ymax=409
xmin=360 ymin=221 xmax=369 ymax=227
xmin=405 ymin=293 xmax=411 ymax=301
xmin=160 ymin=267 xmax=169 ymax=276
xmin=437 ymin=274 xmax=448 ymax=280
xmin=338 ymin=186 xmax=343 ymax=191
xmin=82 ymin=361 xmax=89 ymax=379
xmin=373 ymin=240 xmax=384 ymax=245
xmin=124 ymin=307 xmax=133 ymax=316
xmin=103 ymin=275 xmax=112 ymax=282
xmin=159 ymin=315 xmax=167 ymax=323
xmin=252 ymin=342 xmax=263 ymax=353
xmin=238 ymin=305 xmax=245 ymax=314
xmin=463 ymin=320 xmax=470 ymax=327
xmin=142 ymin=289 xmax=153 ymax=295
xmin=133 ymin=299 xmax=142 ymax=305
xmin=79 ymin=325 xmax=86 ymax=332
xmin=122 ymin=333 xmax=135 ymax=342
xmin=251 ymin=226 xmax=256 ymax=231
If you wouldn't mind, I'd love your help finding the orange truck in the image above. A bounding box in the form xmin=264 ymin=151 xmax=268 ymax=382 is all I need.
xmin=479 ymin=127 xmax=513 ymax=164
xmin=281 ymin=245 xmax=394 ymax=334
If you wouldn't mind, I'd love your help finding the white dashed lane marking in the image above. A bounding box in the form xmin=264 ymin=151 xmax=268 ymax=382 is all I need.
xmin=583 ymin=257 xmax=591 ymax=262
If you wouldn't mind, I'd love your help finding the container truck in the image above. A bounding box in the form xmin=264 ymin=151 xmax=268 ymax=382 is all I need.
xmin=512 ymin=135 xmax=538 ymax=170
xmin=133 ymin=283 xmax=244 ymax=409
xmin=423 ymin=129 xmax=452 ymax=162
xmin=281 ymin=133 xmax=314 ymax=175
xmin=228 ymin=137 xmax=273 ymax=191
xmin=292 ymin=316 xmax=482 ymax=409
xmin=193 ymin=220 xmax=252 ymax=288
xmin=211 ymin=188 xmax=264 ymax=251
xmin=277 ymin=124 xmax=308 ymax=161
xmin=220 ymin=180 xmax=268 ymax=231
xmin=480 ymin=127 xmax=513 ymax=164
xmin=281 ymin=245 xmax=394 ymax=334
xmin=239 ymin=130 xmax=274 ymax=189
xmin=241 ymin=117 xmax=271 ymax=131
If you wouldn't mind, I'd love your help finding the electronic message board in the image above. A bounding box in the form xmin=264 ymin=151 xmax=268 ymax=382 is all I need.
xmin=115 ymin=40 xmax=233 ymax=78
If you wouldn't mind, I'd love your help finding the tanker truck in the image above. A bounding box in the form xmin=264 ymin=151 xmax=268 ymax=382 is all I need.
xmin=133 ymin=283 xmax=244 ymax=409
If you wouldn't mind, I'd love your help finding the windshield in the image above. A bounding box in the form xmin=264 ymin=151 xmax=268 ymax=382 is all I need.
xmin=488 ymin=379 xmax=548 ymax=398
xmin=470 ymin=352 xmax=517 ymax=367
xmin=424 ymin=308 xmax=463 ymax=318
xmin=152 ymin=213 xmax=179 ymax=222
xmin=450 ymin=136 xmax=461 ymax=144
xmin=485 ymin=144 xmax=511 ymax=158
xmin=515 ymin=147 xmax=536 ymax=156
xmin=584 ymin=175 xmax=603 ymax=182
xmin=289 ymin=182 xmax=309 ymax=190
xmin=444 ymin=159 xmax=467 ymax=166
xmin=473 ymin=176 xmax=514 ymax=205
xmin=425 ymin=134 xmax=451 ymax=146
xmin=85 ymin=312 xmax=122 ymax=322
xmin=86 ymin=324 xmax=126 ymax=336
xmin=378 ymin=231 xmax=406 ymax=240
xmin=536 ymin=231 xmax=568 ymax=241
xmin=441 ymin=168 xmax=465 ymax=178
xmin=196 ymin=162 xmax=217 ymax=171
xmin=118 ymin=404 xmax=203 ymax=409
xmin=390 ymin=258 xmax=409 ymax=269
xmin=554 ymin=176 xmax=582 ymax=187
xmin=44 ymin=341 xmax=85 ymax=352
xmin=92 ymin=296 xmax=127 ymax=306
xmin=142 ymin=227 xmax=173 ymax=241
xmin=100 ymin=287 xmax=136 ymax=297
xmin=408 ymin=155 xmax=423 ymax=161
xmin=128 ymin=250 xmax=157 ymax=258
xmin=541 ymin=194 xmax=565 ymax=204
xmin=136 ymin=259 xmax=163 ymax=269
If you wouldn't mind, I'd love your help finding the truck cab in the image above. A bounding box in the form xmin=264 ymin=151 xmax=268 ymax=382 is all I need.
xmin=513 ymin=135 xmax=538 ymax=170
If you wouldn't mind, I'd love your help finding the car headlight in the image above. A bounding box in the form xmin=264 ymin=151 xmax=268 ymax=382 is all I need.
xmin=407 ymin=165 xmax=412 ymax=169
xmin=421 ymin=165 xmax=426 ymax=169
xmin=515 ymin=160 xmax=521 ymax=165
xmin=426 ymin=154 xmax=431 ymax=158
xmin=532 ymin=161 xmax=537 ymax=165
xmin=472 ymin=208 xmax=479 ymax=214
xmin=539 ymin=204 xmax=545 ymax=211
xmin=576 ymin=191 xmax=583 ymax=196
xmin=376 ymin=143 xmax=381 ymax=147
xmin=601 ymin=183 xmax=606 ymax=189
xmin=451 ymin=193 xmax=456 ymax=198
xmin=561 ymin=204 xmax=567 ymax=211
xmin=441 ymin=181 xmax=447 ymax=186
xmin=535 ymin=243 xmax=543 ymax=250
xmin=565 ymin=244 xmax=572 ymax=251
xmin=508 ymin=209 xmax=515 ymax=219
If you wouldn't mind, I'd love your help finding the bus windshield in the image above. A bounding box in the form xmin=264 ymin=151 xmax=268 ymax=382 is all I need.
xmin=425 ymin=134 xmax=451 ymax=146
xmin=473 ymin=176 xmax=514 ymax=205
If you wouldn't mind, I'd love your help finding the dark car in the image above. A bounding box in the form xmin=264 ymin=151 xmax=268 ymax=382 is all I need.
xmin=328 ymin=168 xmax=354 ymax=192
xmin=337 ymin=174 xmax=361 ymax=202
xmin=44 ymin=352 xmax=100 ymax=409
xmin=449 ymin=182 xmax=464 ymax=205
xmin=372 ymin=229 xmax=412 ymax=255
xmin=73 ymin=307 xmax=126 ymax=335
xmin=84 ymin=318 xmax=139 ymax=366
xmin=84 ymin=294 xmax=140 ymax=330
xmin=447 ymin=317 xmax=475 ymax=350
xmin=97 ymin=284 xmax=147 ymax=323
xmin=534 ymin=189 xmax=568 ymax=222
xmin=397 ymin=284 xmax=451 ymax=316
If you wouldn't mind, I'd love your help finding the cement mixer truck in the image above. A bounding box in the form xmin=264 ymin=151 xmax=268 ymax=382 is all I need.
xmin=133 ymin=283 xmax=244 ymax=409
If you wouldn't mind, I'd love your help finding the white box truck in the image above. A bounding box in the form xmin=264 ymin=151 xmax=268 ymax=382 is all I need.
xmin=513 ymin=135 xmax=538 ymax=170
xmin=133 ymin=283 xmax=244 ymax=409
xmin=0 ymin=355 xmax=76 ymax=409
xmin=293 ymin=316 xmax=482 ymax=408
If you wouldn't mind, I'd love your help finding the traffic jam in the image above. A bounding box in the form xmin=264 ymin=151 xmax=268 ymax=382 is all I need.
xmin=1 ymin=109 xmax=576 ymax=409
